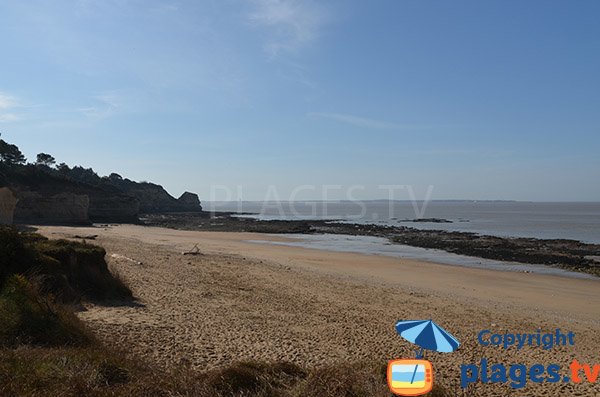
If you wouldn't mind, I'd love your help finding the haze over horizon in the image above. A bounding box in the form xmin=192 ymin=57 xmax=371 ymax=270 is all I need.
xmin=1 ymin=0 xmax=599 ymax=202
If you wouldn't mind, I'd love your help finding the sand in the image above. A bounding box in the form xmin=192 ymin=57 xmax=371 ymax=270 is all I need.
xmin=37 ymin=224 xmax=600 ymax=396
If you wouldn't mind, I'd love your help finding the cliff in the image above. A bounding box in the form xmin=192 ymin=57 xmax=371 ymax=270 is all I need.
xmin=14 ymin=191 xmax=89 ymax=225
xmin=104 ymin=175 xmax=202 ymax=213
xmin=0 ymin=164 xmax=139 ymax=224
xmin=0 ymin=163 xmax=200 ymax=224
xmin=88 ymin=193 xmax=139 ymax=222
xmin=0 ymin=187 xmax=17 ymax=225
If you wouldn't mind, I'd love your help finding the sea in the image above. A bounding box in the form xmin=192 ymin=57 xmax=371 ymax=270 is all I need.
xmin=203 ymin=201 xmax=600 ymax=279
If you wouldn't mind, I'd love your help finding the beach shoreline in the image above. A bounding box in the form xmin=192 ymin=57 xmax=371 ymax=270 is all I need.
xmin=140 ymin=212 xmax=600 ymax=277
xmin=35 ymin=224 xmax=600 ymax=396
xmin=247 ymin=233 xmax=598 ymax=279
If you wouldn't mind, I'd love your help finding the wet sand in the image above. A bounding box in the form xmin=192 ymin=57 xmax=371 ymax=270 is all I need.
xmin=38 ymin=224 xmax=600 ymax=396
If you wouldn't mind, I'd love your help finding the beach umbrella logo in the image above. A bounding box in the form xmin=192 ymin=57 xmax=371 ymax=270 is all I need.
xmin=395 ymin=319 xmax=460 ymax=356
xmin=387 ymin=320 xmax=460 ymax=396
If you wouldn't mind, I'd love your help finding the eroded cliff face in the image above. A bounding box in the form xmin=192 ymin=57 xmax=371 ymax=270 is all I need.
xmin=122 ymin=183 xmax=182 ymax=213
xmin=14 ymin=191 xmax=90 ymax=225
xmin=0 ymin=187 xmax=18 ymax=225
xmin=88 ymin=193 xmax=139 ymax=223
xmin=10 ymin=189 xmax=139 ymax=224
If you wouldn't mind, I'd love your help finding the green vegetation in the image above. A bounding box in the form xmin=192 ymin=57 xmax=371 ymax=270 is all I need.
xmin=0 ymin=134 xmax=132 ymax=196
xmin=0 ymin=227 xmax=132 ymax=303
xmin=0 ymin=134 xmax=156 ymax=191
xmin=0 ymin=275 xmax=93 ymax=347
xmin=35 ymin=153 xmax=56 ymax=167
xmin=0 ymin=134 xmax=26 ymax=165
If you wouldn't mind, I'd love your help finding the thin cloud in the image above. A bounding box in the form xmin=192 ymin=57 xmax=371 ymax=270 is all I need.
xmin=0 ymin=93 xmax=20 ymax=123
xmin=0 ymin=93 xmax=18 ymax=110
xmin=78 ymin=92 xmax=125 ymax=119
xmin=307 ymin=112 xmax=423 ymax=130
xmin=247 ymin=0 xmax=327 ymax=57
xmin=0 ymin=114 xmax=19 ymax=123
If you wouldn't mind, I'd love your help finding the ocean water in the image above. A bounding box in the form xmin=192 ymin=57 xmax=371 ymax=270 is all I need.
xmin=205 ymin=201 xmax=600 ymax=243
xmin=204 ymin=200 xmax=600 ymax=277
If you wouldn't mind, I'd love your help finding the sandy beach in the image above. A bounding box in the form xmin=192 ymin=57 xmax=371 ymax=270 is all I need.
xmin=38 ymin=224 xmax=600 ymax=396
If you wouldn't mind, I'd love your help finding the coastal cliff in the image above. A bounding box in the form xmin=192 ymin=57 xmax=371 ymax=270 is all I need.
xmin=14 ymin=191 xmax=89 ymax=225
xmin=0 ymin=153 xmax=200 ymax=224
xmin=0 ymin=187 xmax=17 ymax=225
xmin=105 ymin=174 xmax=202 ymax=213
xmin=88 ymin=193 xmax=139 ymax=223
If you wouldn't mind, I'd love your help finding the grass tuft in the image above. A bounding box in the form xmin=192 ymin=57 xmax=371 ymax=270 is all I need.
xmin=289 ymin=362 xmax=389 ymax=397
xmin=0 ymin=275 xmax=93 ymax=347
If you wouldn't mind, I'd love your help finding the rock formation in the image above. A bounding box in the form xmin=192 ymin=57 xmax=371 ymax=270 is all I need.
xmin=0 ymin=187 xmax=17 ymax=225
xmin=88 ymin=193 xmax=139 ymax=223
xmin=177 ymin=192 xmax=201 ymax=210
xmin=1 ymin=162 xmax=201 ymax=224
xmin=14 ymin=191 xmax=90 ymax=225
xmin=106 ymin=175 xmax=202 ymax=213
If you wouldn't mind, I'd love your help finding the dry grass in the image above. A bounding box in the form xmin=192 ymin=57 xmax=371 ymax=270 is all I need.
xmin=0 ymin=352 xmax=458 ymax=397
xmin=0 ymin=275 xmax=94 ymax=347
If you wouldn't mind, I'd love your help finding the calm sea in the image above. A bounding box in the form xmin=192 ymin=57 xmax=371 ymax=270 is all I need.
xmin=205 ymin=201 xmax=600 ymax=244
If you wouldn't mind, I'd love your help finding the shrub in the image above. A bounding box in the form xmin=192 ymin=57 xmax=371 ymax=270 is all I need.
xmin=0 ymin=227 xmax=133 ymax=303
xmin=0 ymin=227 xmax=36 ymax=287
xmin=0 ymin=275 xmax=93 ymax=347
xmin=34 ymin=238 xmax=133 ymax=302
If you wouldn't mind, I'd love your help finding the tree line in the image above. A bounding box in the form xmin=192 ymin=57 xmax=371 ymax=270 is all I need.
xmin=0 ymin=133 xmax=115 ymax=187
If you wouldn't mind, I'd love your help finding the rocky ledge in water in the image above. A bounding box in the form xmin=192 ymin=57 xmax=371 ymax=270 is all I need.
xmin=397 ymin=218 xmax=453 ymax=223
xmin=140 ymin=212 xmax=600 ymax=277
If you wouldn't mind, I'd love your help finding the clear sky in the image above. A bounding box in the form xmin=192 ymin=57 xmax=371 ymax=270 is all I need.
xmin=1 ymin=0 xmax=599 ymax=201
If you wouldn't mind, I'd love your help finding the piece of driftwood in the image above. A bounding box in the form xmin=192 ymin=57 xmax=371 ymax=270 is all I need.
xmin=73 ymin=234 xmax=98 ymax=240
xmin=110 ymin=253 xmax=143 ymax=265
xmin=183 ymin=244 xmax=203 ymax=256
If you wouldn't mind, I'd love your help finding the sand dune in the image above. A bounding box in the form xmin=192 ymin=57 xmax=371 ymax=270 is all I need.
xmin=38 ymin=225 xmax=600 ymax=396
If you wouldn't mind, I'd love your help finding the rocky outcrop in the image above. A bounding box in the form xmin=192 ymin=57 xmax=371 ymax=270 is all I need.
xmin=122 ymin=183 xmax=181 ymax=213
xmin=14 ymin=191 xmax=90 ymax=225
xmin=0 ymin=187 xmax=18 ymax=225
xmin=177 ymin=192 xmax=201 ymax=210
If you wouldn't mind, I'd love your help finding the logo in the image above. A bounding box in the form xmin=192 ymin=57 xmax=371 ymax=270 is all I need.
xmin=387 ymin=320 xmax=460 ymax=396
xmin=387 ymin=359 xmax=433 ymax=396
xmin=460 ymin=329 xmax=598 ymax=390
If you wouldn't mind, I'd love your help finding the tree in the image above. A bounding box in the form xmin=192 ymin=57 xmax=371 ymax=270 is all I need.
xmin=0 ymin=138 xmax=26 ymax=165
xmin=35 ymin=153 xmax=56 ymax=167
xmin=69 ymin=166 xmax=101 ymax=185
xmin=56 ymin=162 xmax=70 ymax=174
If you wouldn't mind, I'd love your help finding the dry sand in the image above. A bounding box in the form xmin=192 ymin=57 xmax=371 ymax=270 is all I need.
xmin=38 ymin=224 xmax=600 ymax=396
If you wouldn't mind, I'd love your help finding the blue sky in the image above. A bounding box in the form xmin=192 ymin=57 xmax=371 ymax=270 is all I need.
xmin=0 ymin=0 xmax=599 ymax=201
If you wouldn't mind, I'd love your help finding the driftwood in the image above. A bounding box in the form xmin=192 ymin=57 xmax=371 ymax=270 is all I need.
xmin=73 ymin=234 xmax=98 ymax=240
xmin=183 ymin=244 xmax=203 ymax=256
xmin=110 ymin=253 xmax=143 ymax=265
